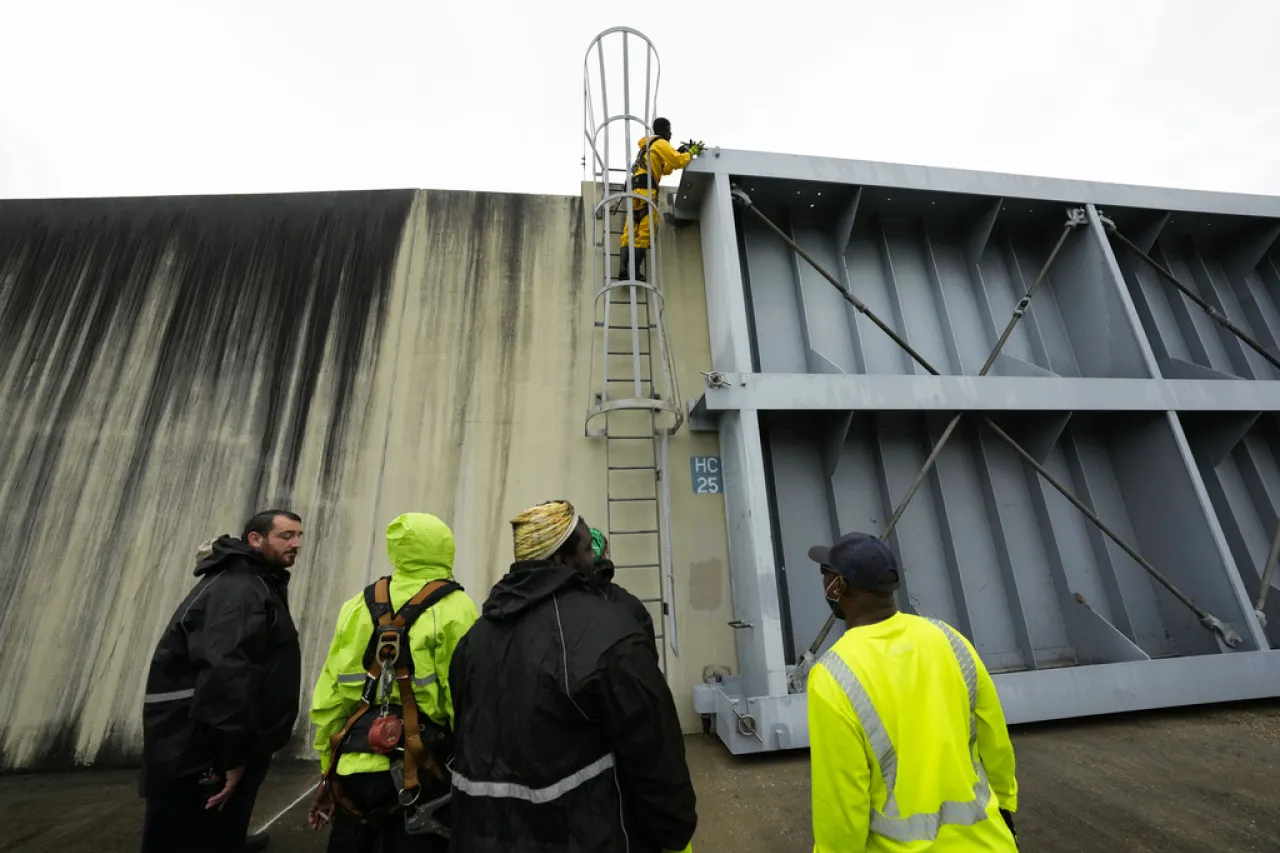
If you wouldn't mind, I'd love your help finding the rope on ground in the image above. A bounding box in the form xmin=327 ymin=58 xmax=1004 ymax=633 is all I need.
xmin=251 ymin=780 xmax=321 ymax=837
xmin=726 ymin=188 xmax=1243 ymax=683
xmin=1107 ymin=227 xmax=1280 ymax=373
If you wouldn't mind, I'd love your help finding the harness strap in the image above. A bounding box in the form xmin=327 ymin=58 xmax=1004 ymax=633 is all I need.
xmin=630 ymin=135 xmax=663 ymax=187
xmin=324 ymin=576 xmax=458 ymax=820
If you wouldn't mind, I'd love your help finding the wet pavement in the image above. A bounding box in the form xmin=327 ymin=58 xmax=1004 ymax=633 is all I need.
xmin=3 ymin=702 xmax=1278 ymax=852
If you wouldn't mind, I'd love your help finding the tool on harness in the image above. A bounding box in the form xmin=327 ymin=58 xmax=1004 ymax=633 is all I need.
xmin=368 ymin=663 xmax=402 ymax=753
xmin=323 ymin=575 xmax=462 ymax=833
xmin=391 ymin=762 xmax=452 ymax=839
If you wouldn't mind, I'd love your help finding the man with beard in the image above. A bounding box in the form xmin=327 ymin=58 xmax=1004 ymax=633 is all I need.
xmin=139 ymin=509 xmax=305 ymax=853
xmin=448 ymin=500 xmax=696 ymax=853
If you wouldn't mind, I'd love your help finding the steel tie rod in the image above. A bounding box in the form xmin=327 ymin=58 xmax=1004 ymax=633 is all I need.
xmin=1106 ymin=226 xmax=1280 ymax=373
xmin=727 ymin=188 xmax=1242 ymax=669
xmin=1253 ymin=518 xmax=1280 ymax=629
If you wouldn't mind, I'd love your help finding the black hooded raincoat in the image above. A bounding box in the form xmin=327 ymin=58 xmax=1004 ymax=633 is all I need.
xmin=448 ymin=560 xmax=696 ymax=853
xmin=139 ymin=536 xmax=302 ymax=796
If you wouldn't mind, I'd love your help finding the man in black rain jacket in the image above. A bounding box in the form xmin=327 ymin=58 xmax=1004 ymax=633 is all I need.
xmin=139 ymin=509 xmax=305 ymax=853
xmin=449 ymin=500 xmax=697 ymax=853
xmin=590 ymin=526 xmax=657 ymax=654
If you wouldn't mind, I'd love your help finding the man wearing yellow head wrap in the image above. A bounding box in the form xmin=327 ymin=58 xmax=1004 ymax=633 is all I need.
xmin=448 ymin=499 xmax=698 ymax=853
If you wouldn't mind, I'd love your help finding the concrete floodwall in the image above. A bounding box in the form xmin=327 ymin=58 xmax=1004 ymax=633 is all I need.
xmin=0 ymin=188 xmax=735 ymax=771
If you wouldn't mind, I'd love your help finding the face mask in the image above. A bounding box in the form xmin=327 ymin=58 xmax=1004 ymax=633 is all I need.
xmin=824 ymin=577 xmax=845 ymax=621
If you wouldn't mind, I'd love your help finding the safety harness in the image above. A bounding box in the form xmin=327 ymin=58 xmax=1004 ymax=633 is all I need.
xmin=324 ymin=576 xmax=461 ymax=824
xmin=630 ymin=135 xmax=663 ymax=189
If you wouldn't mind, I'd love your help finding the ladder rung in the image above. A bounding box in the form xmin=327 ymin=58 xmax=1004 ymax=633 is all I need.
xmin=597 ymin=323 xmax=657 ymax=329
xmin=611 ymin=529 xmax=658 ymax=535
xmin=607 ymin=350 xmax=651 ymax=356
xmin=606 ymin=436 xmax=653 ymax=440
xmin=606 ymin=378 xmax=652 ymax=383
xmin=608 ymin=465 xmax=655 ymax=471
xmin=614 ymin=563 xmax=661 ymax=569
xmin=609 ymin=496 xmax=657 ymax=502
xmin=639 ymin=596 xmax=664 ymax=604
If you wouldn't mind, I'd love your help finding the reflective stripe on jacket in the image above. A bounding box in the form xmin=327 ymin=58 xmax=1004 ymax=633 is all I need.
xmin=309 ymin=513 xmax=479 ymax=775
xmin=448 ymin=561 xmax=697 ymax=853
xmin=808 ymin=613 xmax=1019 ymax=852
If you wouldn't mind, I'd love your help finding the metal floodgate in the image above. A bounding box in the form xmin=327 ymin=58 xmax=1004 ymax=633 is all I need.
xmin=679 ymin=161 xmax=1280 ymax=754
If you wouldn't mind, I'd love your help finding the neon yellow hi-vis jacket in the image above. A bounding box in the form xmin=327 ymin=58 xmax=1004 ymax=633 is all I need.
xmin=808 ymin=612 xmax=1019 ymax=852
xmin=310 ymin=513 xmax=479 ymax=776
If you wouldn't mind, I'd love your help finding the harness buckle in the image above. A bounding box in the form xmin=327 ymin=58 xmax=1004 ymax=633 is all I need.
xmin=375 ymin=626 xmax=405 ymax=667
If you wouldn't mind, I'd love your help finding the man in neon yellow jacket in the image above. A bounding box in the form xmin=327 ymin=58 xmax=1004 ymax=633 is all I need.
xmin=307 ymin=512 xmax=478 ymax=852
xmin=807 ymin=533 xmax=1020 ymax=852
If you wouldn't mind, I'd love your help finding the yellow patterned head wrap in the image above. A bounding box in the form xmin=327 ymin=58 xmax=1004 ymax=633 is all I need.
xmin=511 ymin=500 xmax=581 ymax=562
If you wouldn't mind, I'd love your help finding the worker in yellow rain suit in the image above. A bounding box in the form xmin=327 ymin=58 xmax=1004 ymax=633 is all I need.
xmin=618 ymin=117 xmax=702 ymax=282
xmin=807 ymin=533 xmax=1020 ymax=852
xmin=306 ymin=512 xmax=478 ymax=853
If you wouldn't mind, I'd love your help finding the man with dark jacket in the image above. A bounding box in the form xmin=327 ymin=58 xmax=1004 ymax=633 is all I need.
xmin=139 ymin=509 xmax=305 ymax=853
xmin=449 ymin=500 xmax=697 ymax=853
xmin=590 ymin=526 xmax=658 ymax=653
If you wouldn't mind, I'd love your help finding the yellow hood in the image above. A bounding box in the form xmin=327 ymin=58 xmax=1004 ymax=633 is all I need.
xmin=385 ymin=512 xmax=455 ymax=581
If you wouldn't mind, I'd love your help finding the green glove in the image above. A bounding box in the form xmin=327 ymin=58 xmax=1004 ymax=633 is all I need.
xmin=689 ymin=142 xmax=704 ymax=156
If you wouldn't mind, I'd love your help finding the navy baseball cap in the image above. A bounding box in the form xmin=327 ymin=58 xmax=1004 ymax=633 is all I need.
xmin=808 ymin=532 xmax=900 ymax=591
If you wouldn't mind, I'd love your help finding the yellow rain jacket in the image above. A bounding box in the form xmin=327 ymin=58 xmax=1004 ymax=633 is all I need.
xmin=808 ymin=613 xmax=1019 ymax=852
xmin=632 ymin=134 xmax=692 ymax=188
xmin=620 ymin=135 xmax=694 ymax=251
xmin=310 ymin=513 xmax=479 ymax=776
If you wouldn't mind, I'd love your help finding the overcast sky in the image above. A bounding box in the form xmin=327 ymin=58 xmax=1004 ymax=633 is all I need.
xmin=3 ymin=0 xmax=1279 ymax=200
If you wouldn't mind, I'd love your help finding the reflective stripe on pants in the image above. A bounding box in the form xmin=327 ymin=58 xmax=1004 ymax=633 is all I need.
xmin=817 ymin=618 xmax=992 ymax=843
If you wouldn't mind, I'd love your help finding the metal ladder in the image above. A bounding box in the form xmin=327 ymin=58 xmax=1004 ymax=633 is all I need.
xmin=583 ymin=28 xmax=684 ymax=673
xmin=598 ymin=211 xmax=676 ymax=671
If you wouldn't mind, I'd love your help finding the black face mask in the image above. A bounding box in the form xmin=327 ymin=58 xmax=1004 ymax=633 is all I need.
xmin=824 ymin=577 xmax=845 ymax=621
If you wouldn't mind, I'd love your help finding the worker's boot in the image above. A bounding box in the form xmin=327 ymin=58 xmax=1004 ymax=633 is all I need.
xmin=618 ymin=247 xmax=635 ymax=282
xmin=618 ymin=248 xmax=646 ymax=282
xmin=246 ymin=832 xmax=270 ymax=852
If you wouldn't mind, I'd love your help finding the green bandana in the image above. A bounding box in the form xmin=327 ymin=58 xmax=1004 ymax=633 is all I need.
xmin=590 ymin=527 xmax=607 ymax=564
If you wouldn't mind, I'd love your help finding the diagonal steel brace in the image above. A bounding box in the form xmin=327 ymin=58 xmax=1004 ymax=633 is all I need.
xmin=1104 ymin=223 xmax=1280 ymax=373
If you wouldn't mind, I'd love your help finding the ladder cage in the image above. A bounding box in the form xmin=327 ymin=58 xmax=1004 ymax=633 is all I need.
xmin=583 ymin=27 xmax=685 ymax=669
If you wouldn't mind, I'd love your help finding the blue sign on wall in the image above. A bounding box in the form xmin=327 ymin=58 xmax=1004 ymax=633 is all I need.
xmin=690 ymin=455 xmax=723 ymax=494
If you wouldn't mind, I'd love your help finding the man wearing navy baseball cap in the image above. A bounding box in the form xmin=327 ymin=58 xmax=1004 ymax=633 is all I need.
xmin=806 ymin=532 xmax=1021 ymax=852
xmin=808 ymin=532 xmax=902 ymax=625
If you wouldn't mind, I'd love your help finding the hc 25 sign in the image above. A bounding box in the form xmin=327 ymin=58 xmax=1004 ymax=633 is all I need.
xmin=690 ymin=456 xmax=723 ymax=494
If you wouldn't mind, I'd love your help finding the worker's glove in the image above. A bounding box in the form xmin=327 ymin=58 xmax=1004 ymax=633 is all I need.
xmin=688 ymin=141 xmax=705 ymax=157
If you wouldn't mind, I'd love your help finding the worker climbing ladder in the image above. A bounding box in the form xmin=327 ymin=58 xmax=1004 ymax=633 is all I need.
xmin=582 ymin=27 xmax=684 ymax=672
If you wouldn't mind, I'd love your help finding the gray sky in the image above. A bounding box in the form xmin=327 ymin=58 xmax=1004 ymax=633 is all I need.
xmin=4 ymin=0 xmax=1280 ymax=200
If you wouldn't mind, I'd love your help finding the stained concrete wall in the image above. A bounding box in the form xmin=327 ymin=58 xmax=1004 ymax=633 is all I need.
xmin=0 ymin=187 xmax=734 ymax=771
